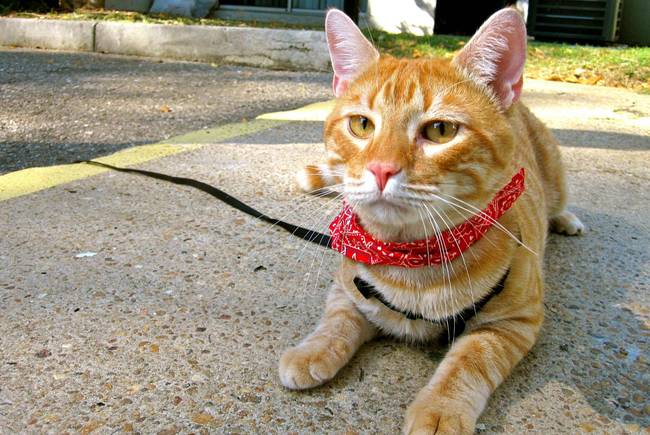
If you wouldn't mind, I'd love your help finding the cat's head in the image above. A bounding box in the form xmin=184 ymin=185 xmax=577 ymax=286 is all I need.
xmin=323 ymin=8 xmax=527 ymax=234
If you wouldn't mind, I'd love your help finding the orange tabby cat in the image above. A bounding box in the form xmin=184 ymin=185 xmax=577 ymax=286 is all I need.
xmin=280 ymin=8 xmax=585 ymax=434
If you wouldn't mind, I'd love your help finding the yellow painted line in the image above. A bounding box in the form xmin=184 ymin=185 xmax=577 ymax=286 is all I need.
xmin=0 ymin=119 xmax=286 ymax=202
xmin=257 ymin=100 xmax=335 ymax=122
xmin=0 ymin=143 xmax=199 ymax=202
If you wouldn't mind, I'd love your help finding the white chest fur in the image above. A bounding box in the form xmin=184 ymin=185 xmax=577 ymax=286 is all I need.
xmin=340 ymin=262 xmax=507 ymax=342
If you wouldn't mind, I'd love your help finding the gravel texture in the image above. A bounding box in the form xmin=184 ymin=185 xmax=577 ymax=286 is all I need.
xmin=0 ymin=47 xmax=330 ymax=174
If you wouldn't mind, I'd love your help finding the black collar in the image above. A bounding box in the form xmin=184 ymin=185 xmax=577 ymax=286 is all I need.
xmin=353 ymin=269 xmax=509 ymax=341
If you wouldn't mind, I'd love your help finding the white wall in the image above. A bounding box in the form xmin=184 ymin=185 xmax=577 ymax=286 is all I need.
xmin=365 ymin=0 xmax=436 ymax=36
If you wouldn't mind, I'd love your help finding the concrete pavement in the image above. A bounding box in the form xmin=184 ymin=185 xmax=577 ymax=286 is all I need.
xmin=0 ymin=79 xmax=648 ymax=434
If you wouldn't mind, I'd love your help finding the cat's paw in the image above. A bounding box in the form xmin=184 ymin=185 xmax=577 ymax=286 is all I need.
xmin=550 ymin=210 xmax=586 ymax=236
xmin=296 ymin=165 xmax=327 ymax=193
xmin=296 ymin=164 xmax=340 ymax=194
xmin=404 ymin=411 xmax=473 ymax=435
xmin=404 ymin=399 xmax=474 ymax=435
xmin=296 ymin=165 xmax=319 ymax=193
xmin=278 ymin=342 xmax=342 ymax=390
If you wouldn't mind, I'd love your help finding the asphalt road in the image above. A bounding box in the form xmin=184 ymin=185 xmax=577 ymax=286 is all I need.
xmin=0 ymin=48 xmax=330 ymax=175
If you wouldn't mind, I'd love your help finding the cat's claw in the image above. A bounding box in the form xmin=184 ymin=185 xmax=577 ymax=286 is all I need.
xmin=550 ymin=210 xmax=586 ymax=236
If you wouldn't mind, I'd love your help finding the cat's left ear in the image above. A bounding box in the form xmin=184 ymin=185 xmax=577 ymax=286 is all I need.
xmin=452 ymin=8 xmax=527 ymax=109
xmin=325 ymin=9 xmax=379 ymax=97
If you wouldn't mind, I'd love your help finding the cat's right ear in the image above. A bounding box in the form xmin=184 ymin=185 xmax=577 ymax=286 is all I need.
xmin=452 ymin=8 xmax=527 ymax=109
xmin=325 ymin=9 xmax=379 ymax=97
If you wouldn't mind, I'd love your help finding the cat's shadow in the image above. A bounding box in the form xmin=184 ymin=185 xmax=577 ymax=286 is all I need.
xmin=491 ymin=207 xmax=648 ymax=430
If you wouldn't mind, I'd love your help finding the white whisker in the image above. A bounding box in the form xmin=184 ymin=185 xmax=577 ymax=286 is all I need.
xmin=391 ymin=190 xmax=536 ymax=255
xmin=420 ymin=202 xmax=453 ymax=340
xmin=437 ymin=192 xmax=536 ymax=255
xmin=424 ymin=202 xmax=477 ymax=320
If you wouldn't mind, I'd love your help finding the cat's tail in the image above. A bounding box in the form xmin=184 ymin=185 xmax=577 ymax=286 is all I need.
xmin=296 ymin=164 xmax=342 ymax=194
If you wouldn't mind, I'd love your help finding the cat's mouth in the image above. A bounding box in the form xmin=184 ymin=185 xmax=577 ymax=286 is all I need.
xmin=343 ymin=169 xmax=430 ymax=226
xmin=346 ymin=193 xmax=421 ymax=227
xmin=366 ymin=196 xmax=408 ymax=211
xmin=344 ymin=187 xmax=402 ymax=209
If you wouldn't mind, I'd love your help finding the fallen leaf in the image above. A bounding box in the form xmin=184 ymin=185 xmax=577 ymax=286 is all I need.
xmin=574 ymin=67 xmax=587 ymax=77
xmin=530 ymin=47 xmax=545 ymax=58
xmin=545 ymin=74 xmax=563 ymax=82
xmin=585 ymin=74 xmax=603 ymax=85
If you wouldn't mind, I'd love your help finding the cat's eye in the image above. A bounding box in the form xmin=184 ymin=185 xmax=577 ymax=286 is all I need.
xmin=423 ymin=121 xmax=458 ymax=144
xmin=349 ymin=116 xmax=375 ymax=139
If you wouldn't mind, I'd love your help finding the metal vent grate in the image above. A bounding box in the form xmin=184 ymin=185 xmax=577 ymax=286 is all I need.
xmin=528 ymin=0 xmax=623 ymax=42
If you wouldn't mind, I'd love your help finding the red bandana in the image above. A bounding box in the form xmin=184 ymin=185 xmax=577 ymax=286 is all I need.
xmin=329 ymin=168 xmax=525 ymax=268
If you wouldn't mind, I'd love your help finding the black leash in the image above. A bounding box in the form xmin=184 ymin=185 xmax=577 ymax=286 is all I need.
xmin=354 ymin=269 xmax=509 ymax=340
xmin=82 ymin=159 xmax=506 ymax=336
xmin=78 ymin=160 xmax=332 ymax=248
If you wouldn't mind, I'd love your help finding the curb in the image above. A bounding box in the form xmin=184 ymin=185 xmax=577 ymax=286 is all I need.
xmin=0 ymin=17 xmax=330 ymax=71
xmin=0 ymin=18 xmax=95 ymax=51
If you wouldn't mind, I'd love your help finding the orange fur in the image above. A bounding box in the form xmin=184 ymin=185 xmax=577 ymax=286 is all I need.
xmin=282 ymin=8 xmax=584 ymax=434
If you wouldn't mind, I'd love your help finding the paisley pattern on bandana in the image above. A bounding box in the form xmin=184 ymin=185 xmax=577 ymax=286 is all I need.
xmin=329 ymin=168 xmax=526 ymax=268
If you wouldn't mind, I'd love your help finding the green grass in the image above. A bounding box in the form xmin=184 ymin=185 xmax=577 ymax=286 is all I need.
xmin=6 ymin=9 xmax=324 ymax=30
xmin=365 ymin=30 xmax=650 ymax=93
xmin=4 ymin=9 xmax=649 ymax=93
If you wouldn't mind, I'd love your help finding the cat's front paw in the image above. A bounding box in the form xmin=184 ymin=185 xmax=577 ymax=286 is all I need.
xmin=296 ymin=164 xmax=329 ymax=193
xmin=278 ymin=342 xmax=342 ymax=390
xmin=404 ymin=399 xmax=474 ymax=435
xmin=550 ymin=210 xmax=586 ymax=236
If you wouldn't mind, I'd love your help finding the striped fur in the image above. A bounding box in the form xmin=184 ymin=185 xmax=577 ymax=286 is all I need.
xmin=281 ymin=8 xmax=584 ymax=434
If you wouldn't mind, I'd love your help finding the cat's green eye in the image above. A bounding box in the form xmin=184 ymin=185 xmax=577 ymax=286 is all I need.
xmin=423 ymin=121 xmax=458 ymax=144
xmin=349 ymin=116 xmax=375 ymax=139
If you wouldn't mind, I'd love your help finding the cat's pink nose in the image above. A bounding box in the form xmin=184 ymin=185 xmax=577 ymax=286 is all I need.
xmin=367 ymin=162 xmax=401 ymax=192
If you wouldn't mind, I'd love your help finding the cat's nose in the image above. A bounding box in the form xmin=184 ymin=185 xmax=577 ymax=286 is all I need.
xmin=367 ymin=162 xmax=401 ymax=192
